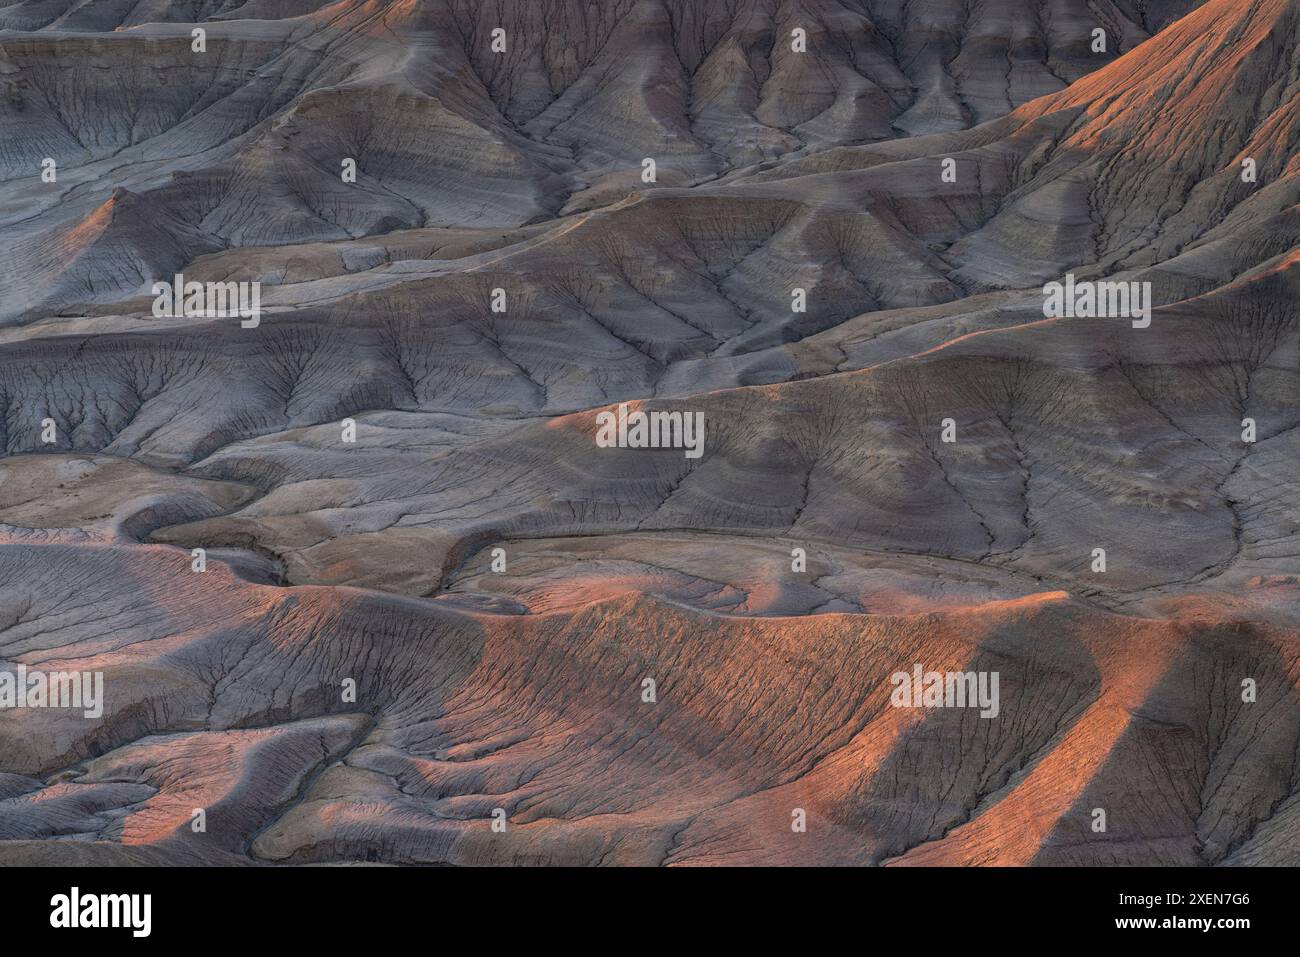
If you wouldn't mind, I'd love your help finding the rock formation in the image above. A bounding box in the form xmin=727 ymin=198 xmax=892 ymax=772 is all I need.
xmin=0 ymin=0 xmax=1296 ymax=866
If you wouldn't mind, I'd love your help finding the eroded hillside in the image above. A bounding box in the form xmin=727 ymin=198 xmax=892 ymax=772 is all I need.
xmin=1 ymin=0 xmax=1297 ymax=866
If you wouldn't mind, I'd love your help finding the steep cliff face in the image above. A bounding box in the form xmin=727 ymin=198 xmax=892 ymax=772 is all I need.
xmin=1 ymin=0 xmax=1297 ymax=867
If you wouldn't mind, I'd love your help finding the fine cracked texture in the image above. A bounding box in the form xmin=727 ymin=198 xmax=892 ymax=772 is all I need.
xmin=0 ymin=0 xmax=1298 ymax=867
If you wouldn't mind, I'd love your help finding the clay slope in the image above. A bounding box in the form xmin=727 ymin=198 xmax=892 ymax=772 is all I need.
xmin=0 ymin=471 xmax=1295 ymax=866
xmin=0 ymin=0 xmax=1205 ymax=320
xmin=0 ymin=0 xmax=1297 ymax=867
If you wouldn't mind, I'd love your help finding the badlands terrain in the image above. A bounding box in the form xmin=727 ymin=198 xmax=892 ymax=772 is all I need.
xmin=0 ymin=0 xmax=1297 ymax=866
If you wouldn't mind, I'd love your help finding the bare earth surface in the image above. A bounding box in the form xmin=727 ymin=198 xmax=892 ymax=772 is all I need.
xmin=0 ymin=0 xmax=1297 ymax=865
